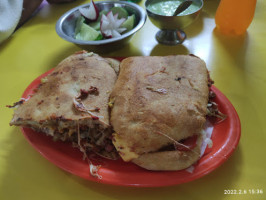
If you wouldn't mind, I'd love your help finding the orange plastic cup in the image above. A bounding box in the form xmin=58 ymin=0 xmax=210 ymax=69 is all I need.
xmin=215 ymin=0 xmax=257 ymax=35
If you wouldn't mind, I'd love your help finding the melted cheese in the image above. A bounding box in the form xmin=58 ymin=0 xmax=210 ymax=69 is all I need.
xmin=112 ymin=133 xmax=139 ymax=162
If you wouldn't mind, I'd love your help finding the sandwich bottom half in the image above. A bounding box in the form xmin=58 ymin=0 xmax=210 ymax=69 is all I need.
xmin=131 ymin=134 xmax=204 ymax=171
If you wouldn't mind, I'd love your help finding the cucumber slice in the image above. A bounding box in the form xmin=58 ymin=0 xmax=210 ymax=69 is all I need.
xmin=88 ymin=10 xmax=108 ymax=31
xmin=99 ymin=10 xmax=108 ymax=17
xmin=121 ymin=14 xmax=136 ymax=32
xmin=95 ymin=34 xmax=104 ymax=40
xmin=110 ymin=7 xmax=128 ymax=19
xmin=89 ymin=21 xmax=100 ymax=31
xmin=75 ymin=16 xmax=85 ymax=35
xmin=75 ymin=23 xmax=100 ymax=41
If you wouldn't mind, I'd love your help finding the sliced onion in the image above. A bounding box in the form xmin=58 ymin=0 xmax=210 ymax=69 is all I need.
xmin=205 ymin=138 xmax=213 ymax=148
xmin=200 ymin=121 xmax=214 ymax=157
xmin=89 ymin=163 xmax=102 ymax=179
xmin=185 ymin=165 xmax=195 ymax=173
xmin=186 ymin=121 xmax=214 ymax=174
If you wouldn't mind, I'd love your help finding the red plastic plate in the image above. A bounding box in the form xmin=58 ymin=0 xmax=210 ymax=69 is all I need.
xmin=20 ymin=59 xmax=241 ymax=187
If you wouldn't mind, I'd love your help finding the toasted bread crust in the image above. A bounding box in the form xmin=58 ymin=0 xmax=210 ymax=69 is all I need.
xmin=132 ymin=134 xmax=203 ymax=171
xmin=10 ymin=52 xmax=118 ymax=129
xmin=110 ymin=55 xmax=209 ymax=167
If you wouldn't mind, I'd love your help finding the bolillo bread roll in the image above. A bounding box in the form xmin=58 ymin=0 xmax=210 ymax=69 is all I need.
xmin=9 ymin=51 xmax=120 ymax=160
xmin=110 ymin=55 xmax=209 ymax=170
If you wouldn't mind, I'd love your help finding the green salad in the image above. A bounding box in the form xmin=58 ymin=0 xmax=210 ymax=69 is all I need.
xmin=75 ymin=2 xmax=136 ymax=41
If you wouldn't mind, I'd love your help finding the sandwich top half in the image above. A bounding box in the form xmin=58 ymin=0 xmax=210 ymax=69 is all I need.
xmin=10 ymin=51 xmax=118 ymax=128
xmin=110 ymin=55 xmax=209 ymax=170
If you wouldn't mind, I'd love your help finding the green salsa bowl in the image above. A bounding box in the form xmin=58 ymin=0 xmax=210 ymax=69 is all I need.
xmin=145 ymin=0 xmax=203 ymax=45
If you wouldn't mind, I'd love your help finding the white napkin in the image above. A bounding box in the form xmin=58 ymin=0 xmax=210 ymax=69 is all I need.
xmin=0 ymin=0 xmax=23 ymax=44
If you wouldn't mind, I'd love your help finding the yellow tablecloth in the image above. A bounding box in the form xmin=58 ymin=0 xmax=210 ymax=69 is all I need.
xmin=1 ymin=0 xmax=265 ymax=199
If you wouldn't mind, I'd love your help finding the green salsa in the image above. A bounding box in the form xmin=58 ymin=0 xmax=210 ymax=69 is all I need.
xmin=147 ymin=0 xmax=200 ymax=16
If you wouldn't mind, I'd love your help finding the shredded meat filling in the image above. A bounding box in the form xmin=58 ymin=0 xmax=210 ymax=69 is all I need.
xmin=207 ymin=72 xmax=227 ymax=121
xmin=73 ymin=88 xmax=102 ymax=120
xmin=29 ymin=123 xmax=119 ymax=160
xmin=58 ymin=125 xmax=118 ymax=160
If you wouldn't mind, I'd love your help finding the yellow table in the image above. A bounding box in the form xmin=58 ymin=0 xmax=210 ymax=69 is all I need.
xmin=1 ymin=0 xmax=265 ymax=199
